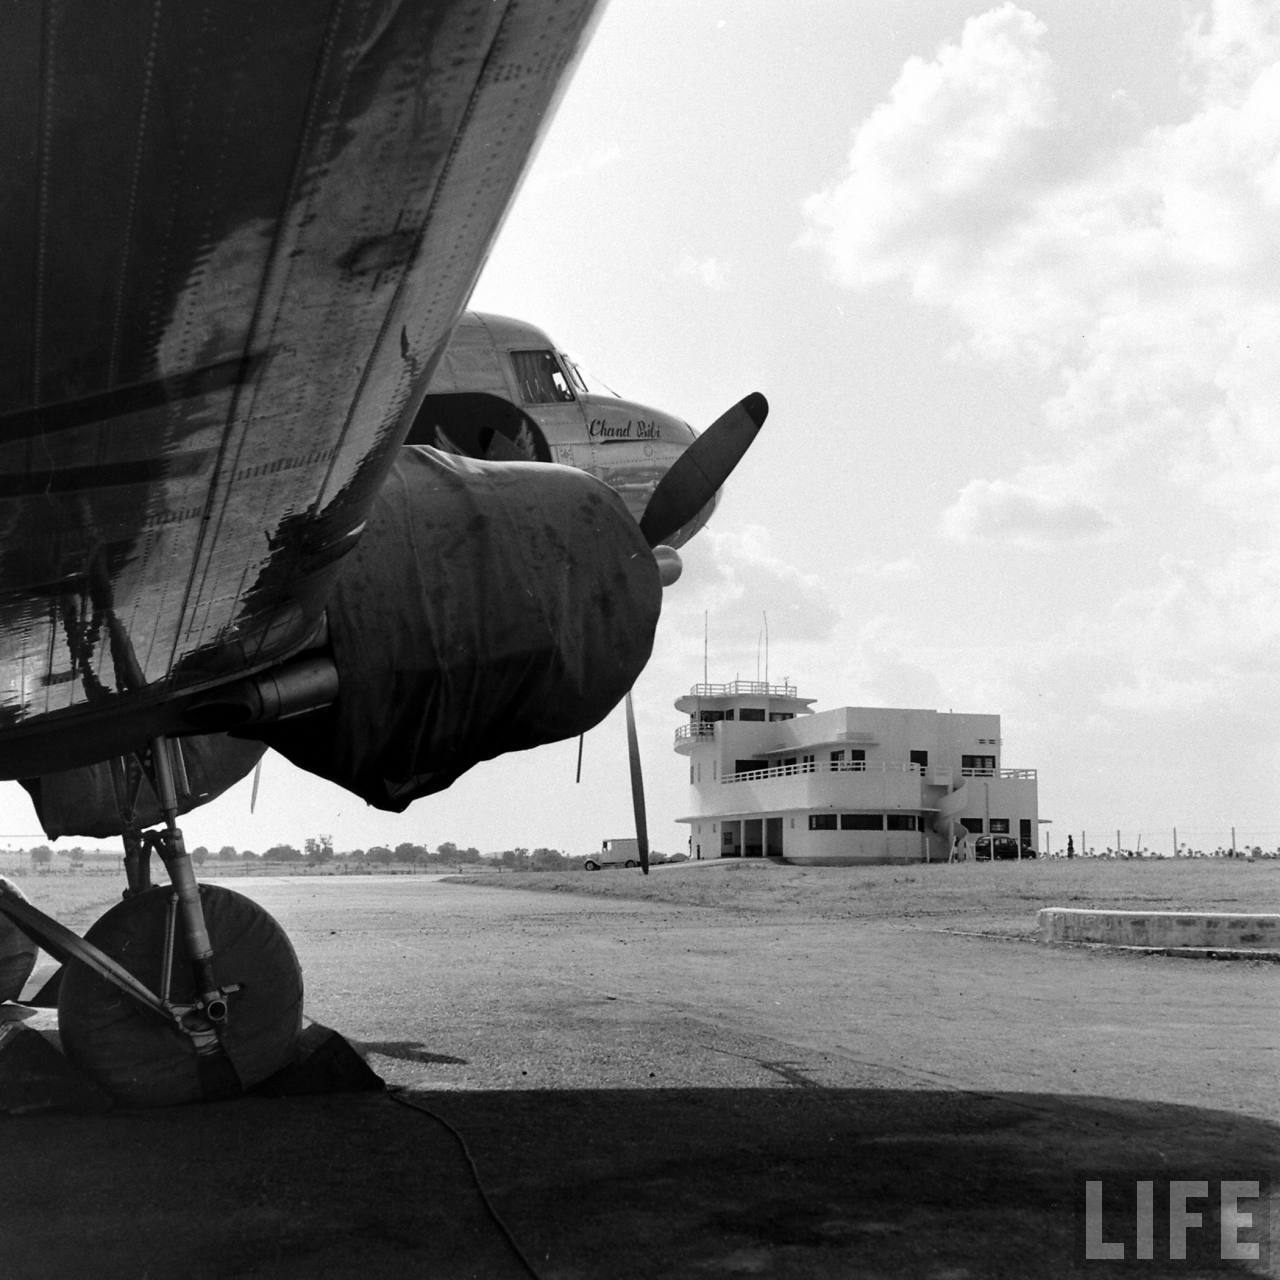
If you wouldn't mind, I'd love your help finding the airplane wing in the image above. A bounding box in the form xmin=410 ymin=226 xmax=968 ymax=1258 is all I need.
xmin=0 ymin=0 xmax=605 ymax=780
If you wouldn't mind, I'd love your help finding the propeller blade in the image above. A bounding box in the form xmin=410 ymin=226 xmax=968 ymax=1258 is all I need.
xmin=624 ymin=691 xmax=649 ymax=874
xmin=249 ymin=757 xmax=263 ymax=814
xmin=638 ymin=392 xmax=768 ymax=548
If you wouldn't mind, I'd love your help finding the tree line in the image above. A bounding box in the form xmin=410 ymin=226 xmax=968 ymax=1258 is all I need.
xmin=12 ymin=838 xmax=582 ymax=872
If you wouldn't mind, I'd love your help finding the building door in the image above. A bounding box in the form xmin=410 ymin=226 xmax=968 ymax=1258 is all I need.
xmin=744 ymin=819 xmax=763 ymax=858
xmin=1020 ymin=818 xmax=1033 ymax=849
xmin=765 ymin=817 xmax=783 ymax=857
xmin=721 ymin=821 xmax=742 ymax=858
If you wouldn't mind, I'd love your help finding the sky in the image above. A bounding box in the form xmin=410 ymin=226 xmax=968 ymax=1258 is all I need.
xmin=6 ymin=0 xmax=1279 ymax=857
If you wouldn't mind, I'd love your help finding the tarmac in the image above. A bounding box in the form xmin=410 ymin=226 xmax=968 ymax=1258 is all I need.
xmin=1 ymin=870 xmax=1277 ymax=1279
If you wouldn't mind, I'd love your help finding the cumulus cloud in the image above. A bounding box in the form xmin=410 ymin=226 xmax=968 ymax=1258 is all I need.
xmin=804 ymin=0 xmax=1280 ymax=532
xmin=667 ymin=524 xmax=841 ymax=646
xmin=941 ymin=478 xmax=1115 ymax=546
xmin=800 ymin=5 xmax=1058 ymax=291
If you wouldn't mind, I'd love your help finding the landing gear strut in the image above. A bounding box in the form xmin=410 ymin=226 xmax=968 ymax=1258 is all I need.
xmin=0 ymin=736 xmax=302 ymax=1106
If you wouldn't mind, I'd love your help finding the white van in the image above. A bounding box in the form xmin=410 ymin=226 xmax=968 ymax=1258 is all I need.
xmin=583 ymin=838 xmax=642 ymax=870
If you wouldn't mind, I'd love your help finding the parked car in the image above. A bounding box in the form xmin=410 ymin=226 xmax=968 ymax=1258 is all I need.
xmin=973 ymin=835 xmax=1037 ymax=860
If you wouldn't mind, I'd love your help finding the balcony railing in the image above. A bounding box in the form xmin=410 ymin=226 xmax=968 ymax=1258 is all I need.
xmin=685 ymin=680 xmax=798 ymax=699
xmin=721 ymin=761 xmax=1038 ymax=785
xmin=722 ymin=760 xmax=920 ymax=784
xmin=674 ymin=722 xmax=716 ymax=745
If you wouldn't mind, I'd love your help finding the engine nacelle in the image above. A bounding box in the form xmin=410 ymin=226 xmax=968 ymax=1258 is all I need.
xmin=254 ymin=447 xmax=663 ymax=810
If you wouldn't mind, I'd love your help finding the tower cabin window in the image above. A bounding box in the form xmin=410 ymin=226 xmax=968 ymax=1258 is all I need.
xmin=510 ymin=350 xmax=575 ymax=404
xmin=962 ymin=755 xmax=996 ymax=773
xmin=738 ymin=708 xmax=766 ymax=721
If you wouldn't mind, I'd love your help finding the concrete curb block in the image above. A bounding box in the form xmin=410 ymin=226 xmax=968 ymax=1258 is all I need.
xmin=1038 ymin=907 xmax=1280 ymax=955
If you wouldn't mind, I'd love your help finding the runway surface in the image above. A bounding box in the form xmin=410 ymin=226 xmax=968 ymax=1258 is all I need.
xmin=2 ymin=871 xmax=1276 ymax=1278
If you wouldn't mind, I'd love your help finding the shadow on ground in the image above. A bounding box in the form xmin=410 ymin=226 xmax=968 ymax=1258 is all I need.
xmin=2 ymin=1085 xmax=1275 ymax=1279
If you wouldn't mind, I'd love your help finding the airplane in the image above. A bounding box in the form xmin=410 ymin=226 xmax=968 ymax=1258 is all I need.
xmin=0 ymin=0 xmax=766 ymax=1108
xmin=407 ymin=311 xmax=719 ymax=547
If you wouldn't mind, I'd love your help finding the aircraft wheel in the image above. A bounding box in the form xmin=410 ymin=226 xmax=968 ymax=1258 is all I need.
xmin=0 ymin=877 xmax=38 ymax=1002
xmin=58 ymin=885 xmax=303 ymax=1107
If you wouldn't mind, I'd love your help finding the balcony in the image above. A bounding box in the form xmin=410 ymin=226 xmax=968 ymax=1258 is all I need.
xmin=674 ymin=722 xmax=716 ymax=748
xmin=685 ymin=680 xmax=798 ymax=699
xmin=960 ymin=767 xmax=1037 ymax=781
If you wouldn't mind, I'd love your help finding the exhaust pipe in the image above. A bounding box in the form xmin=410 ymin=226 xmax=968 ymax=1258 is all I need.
xmin=184 ymin=654 xmax=339 ymax=730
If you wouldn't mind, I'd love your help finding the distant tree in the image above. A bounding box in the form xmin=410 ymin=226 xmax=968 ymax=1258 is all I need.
xmin=241 ymin=849 xmax=258 ymax=861
xmin=68 ymin=846 xmax=86 ymax=869
xmin=394 ymin=841 xmax=427 ymax=865
xmin=263 ymin=843 xmax=301 ymax=863
xmin=500 ymin=848 xmax=530 ymax=870
xmin=459 ymin=846 xmax=482 ymax=864
xmin=30 ymin=845 xmax=52 ymax=870
xmin=304 ymin=835 xmax=334 ymax=864
xmin=530 ymin=847 xmax=565 ymax=872
xmin=366 ymin=845 xmax=393 ymax=865
xmin=346 ymin=848 xmax=366 ymax=863
xmin=436 ymin=841 xmax=459 ymax=863
xmin=191 ymin=846 xmax=208 ymax=867
xmin=218 ymin=845 xmax=238 ymax=861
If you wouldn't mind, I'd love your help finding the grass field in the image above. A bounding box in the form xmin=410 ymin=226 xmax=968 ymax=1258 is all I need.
xmin=448 ymin=857 xmax=1280 ymax=937
xmin=5 ymin=857 xmax=1279 ymax=941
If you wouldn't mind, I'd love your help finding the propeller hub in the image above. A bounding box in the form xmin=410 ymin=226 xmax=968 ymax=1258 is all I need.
xmin=653 ymin=544 xmax=683 ymax=587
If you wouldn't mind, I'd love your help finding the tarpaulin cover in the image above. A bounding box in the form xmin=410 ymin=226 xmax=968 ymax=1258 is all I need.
xmin=20 ymin=735 xmax=266 ymax=839
xmin=0 ymin=877 xmax=38 ymax=1002
xmin=256 ymin=448 xmax=662 ymax=810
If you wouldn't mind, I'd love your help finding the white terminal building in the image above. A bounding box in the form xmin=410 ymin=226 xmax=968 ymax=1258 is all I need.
xmin=674 ymin=680 xmax=1039 ymax=865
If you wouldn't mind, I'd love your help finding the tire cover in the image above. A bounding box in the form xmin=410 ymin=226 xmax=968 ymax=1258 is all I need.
xmin=58 ymin=885 xmax=302 ymax=1107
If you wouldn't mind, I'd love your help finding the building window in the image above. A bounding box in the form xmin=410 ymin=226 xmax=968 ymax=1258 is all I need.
xmin=808 ymin=814 xmax=837 ymax=831
xmin=734 ymin=759 xmax=768 ymax=776
xmin=840 ymin=813 xmax=882 ymax=830
xmin=989 ymin=818 xmax=1010 ymax=834
xmin=960 ymin=817 xmax=983 ymax=834
xmin=961 ymin=755 xmax=996 ymax=773
xmin=801 ymin=754 xmax=815 ymax=772
xmin=909 ymin=750 xmax=928 ymax=769
xmin=830 ymin=749 xmax=844 ymax=764
xmin=886 ymin=814 xmax=919 ymax=831
xmin=739 ymin=708 xmax=765 ymax=721
xmin=769 ymin=712 xmax=794 ymax=721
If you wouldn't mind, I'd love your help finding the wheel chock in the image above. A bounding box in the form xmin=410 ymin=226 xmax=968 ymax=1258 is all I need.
xmin=0 ymin=1025 xmax=112 ymax=1115
xmin=253 ymin=1021 xmax=385 ymax=1097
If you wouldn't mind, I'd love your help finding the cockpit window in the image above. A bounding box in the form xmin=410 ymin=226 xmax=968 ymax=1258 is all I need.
xmin=510 ymin=350 xmax=575 ymax=404
xmin=562 ymin=357 xmax=589 ymax=396
xmin=563 ymin=354 xmax=620 ymax=398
